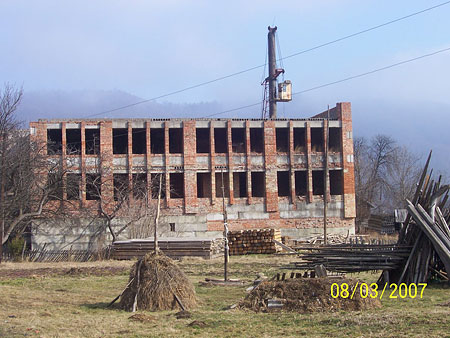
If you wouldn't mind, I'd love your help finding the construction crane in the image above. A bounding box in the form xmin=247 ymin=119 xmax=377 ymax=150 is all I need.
xmin=262 ymin=26 xmax=292 ymax=119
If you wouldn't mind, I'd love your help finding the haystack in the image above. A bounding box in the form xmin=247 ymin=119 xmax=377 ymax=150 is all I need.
xmin=241 ymin=278 xmax=381 ymax=313
xmin=119 ymin=252 xmax=196 ymax=311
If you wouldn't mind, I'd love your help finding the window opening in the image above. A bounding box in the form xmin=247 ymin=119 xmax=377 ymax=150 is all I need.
xmin=294 ymin=171 xmax=307 ymax=196
xmin=277 ymin=171 xmax=290 ymax=197
xmin=197 ymin=173 xmax=212 ymax=198
xmin=233 ymin=172 xmax=247 ymax=198
xmin=196 ymin=128 xmax=210 ymax=153
xmin=250 ymin=128 xmax=264 ymax=153
xmin=150 ymin=128 xmax=165 ymax=154
xmin=132 ymin=128 xmax=146 ymax=154
xmin=276 ymin=128 xmax=289 ymax=153
xmin=251 ymin=172 xmax=265 ymax=197
xmin=85 ymin=129 xmax=100 ymax=155
xmin=113 ymin=128 xmax=128 ymax=154
xmin=47 ymin=129 xmax=62 ymax=155
xmin=312 ymin=170 xmax=324 ymax=195
xmin=231 ymin=128 xmax=246 ymax=153
xmin=215 ymin=172 xmax=229 ymax=198
xmin=66 ymin=129 xmax=81 ymax=155
xmin=293 ymin=128 xmax=306 ymax=152
xmin=170 ymin=173 xmax=184 ymax=198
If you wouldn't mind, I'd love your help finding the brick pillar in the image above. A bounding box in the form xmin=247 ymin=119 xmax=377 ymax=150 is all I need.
xmin=128 ymin=122 xmax=133 ymax=200
xmin=100 ymin=121 xmax=113 ymax=212
xmin=164 ymin=122 xmax=170 ymax=207
xmin=245 ymin=121 xmax=252 ymax=204
xmin=61 ymin=122 xmax=67 ymax=202
xmin=146 ymin=121 xmax=151 ymax=207
xmin=80 ymin=122 xmax=86 ymax=207
xmin=338 ymin=102 xmax=356 ymax=218
xmin=183 ymin=121 xmax=198 ymax=213
xmin=264 ymin=120 xmax=278 ymax=212
xmin=306 ymin=122 xmax=313 ymax=203
xmin=227 ymin=121 xmax=234 ymax=205
xmin=323 ymin=119 xmax=330 ymax=202
xmin=289 ymin=121 xmax=296 ymax=206
xmin=210 ymin=121 xmax=216 ymax=205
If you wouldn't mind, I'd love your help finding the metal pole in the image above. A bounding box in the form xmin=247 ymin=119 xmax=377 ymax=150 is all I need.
xmin=323 ymin=106 xmax=330 ymax=245
xmin=268 ymin=26 xmax=277 ymax=119
xmin=221 ymin=168 xmax=229 ymax=281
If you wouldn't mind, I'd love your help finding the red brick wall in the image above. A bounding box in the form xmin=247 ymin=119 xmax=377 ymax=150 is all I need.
xmin=29 ymin=102 xmax=356 ymax=234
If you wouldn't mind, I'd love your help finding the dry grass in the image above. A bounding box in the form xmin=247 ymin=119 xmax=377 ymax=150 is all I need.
xmin=0 ymin=254 xmax=449 ymax=337
xmin=0 ymin=259 xmax=133 ymax=271
xmin=120 ymin=252 xmax=196 ymax=311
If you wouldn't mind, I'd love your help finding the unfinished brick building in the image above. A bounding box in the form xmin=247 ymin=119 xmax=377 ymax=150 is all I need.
xmin=29 ymin=102 xmax=356 ymax=249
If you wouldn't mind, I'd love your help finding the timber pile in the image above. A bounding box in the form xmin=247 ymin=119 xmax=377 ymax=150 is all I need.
xmin=228 ymin=229 xmax=282 ymax=255
xmin=367 ymin=214 xmax=396 ymax=234
xmin=385 ymin=151 xmax=450 ymax=284
xmin=111 ymin=238 xmax=223 ymax=260
xmin=283 ymin=234 xmax=394 ymax=248
xmin=285 ymin=244 xmax=412 ymax=273
xmin=284 ymin=152 xmax=449 ymax=284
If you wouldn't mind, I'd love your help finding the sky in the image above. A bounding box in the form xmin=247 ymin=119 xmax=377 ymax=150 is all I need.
xmin=1 ymin=0 xmax=449 ymax=170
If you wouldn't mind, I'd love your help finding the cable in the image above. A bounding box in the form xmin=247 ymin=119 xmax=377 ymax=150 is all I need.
xmin=83 ymin=1 xmax=450 ymax=118
xmin=291 ymin=46 xmax=450 ymax=96
xmin=202 ymin=46 xmax=450 ymax=118
xmin=61 ymin=44 xmax=450 ymax=146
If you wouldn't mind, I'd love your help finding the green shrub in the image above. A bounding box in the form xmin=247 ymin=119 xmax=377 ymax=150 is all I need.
xmin=9 ymin=236 xmax=25 ymax=260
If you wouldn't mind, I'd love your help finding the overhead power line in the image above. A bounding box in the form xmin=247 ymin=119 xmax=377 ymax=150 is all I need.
xmin=64 ymin=45 xmax=450 ymax=146
xmin=84 ymin=1 xmax=450 ymax=118
xmin=202 ymin=46 xmax=450 ymax=118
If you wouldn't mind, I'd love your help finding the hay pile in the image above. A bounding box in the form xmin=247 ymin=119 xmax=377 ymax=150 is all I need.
xmin=241 ymin=278 xmax=381 ymax=313
xmin=119 ymin=252 xmax=196 ymax=311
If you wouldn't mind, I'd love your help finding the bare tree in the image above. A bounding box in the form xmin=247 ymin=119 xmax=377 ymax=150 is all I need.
xmin=354 ymin=134 xmax=423 ymax=231
xmin=381 ymin=145 xmax=422 ymax=211
xmin=82 ymin=155 xmax=165 ymax=244
xmin=0 ymin=85 xmax=70 ymax=259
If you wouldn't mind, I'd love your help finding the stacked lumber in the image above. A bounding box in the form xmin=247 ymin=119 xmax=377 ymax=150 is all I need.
xmin=367 ymin=214 xmax=396 ymax=234
xmin=111 ymin=238 xmax=223 ymax=260
xmin=283 ymin=234 xmax=393 ymax=248
xmin=285 ymin=244 xmax=411 ymax=273
xmin=228 ymin=229 xmax=282 ymax=255
xmin=386 ymin=151 xmax=449 ymax=284
xmin=284 ymin=152 xmax=449 ymax=284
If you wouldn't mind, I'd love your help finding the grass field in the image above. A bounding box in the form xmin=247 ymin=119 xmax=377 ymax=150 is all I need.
xmin=0 ymin=255 xmax=449 ymax=338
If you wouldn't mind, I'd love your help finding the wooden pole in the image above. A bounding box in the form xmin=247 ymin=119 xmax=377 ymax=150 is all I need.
xmin=154 ymin=174 xmax=162 ymax=253
xmin=221 ymin=168 xmax=229 ymax=281
xmin=323 ymin=106 xmax=330 ymax=245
